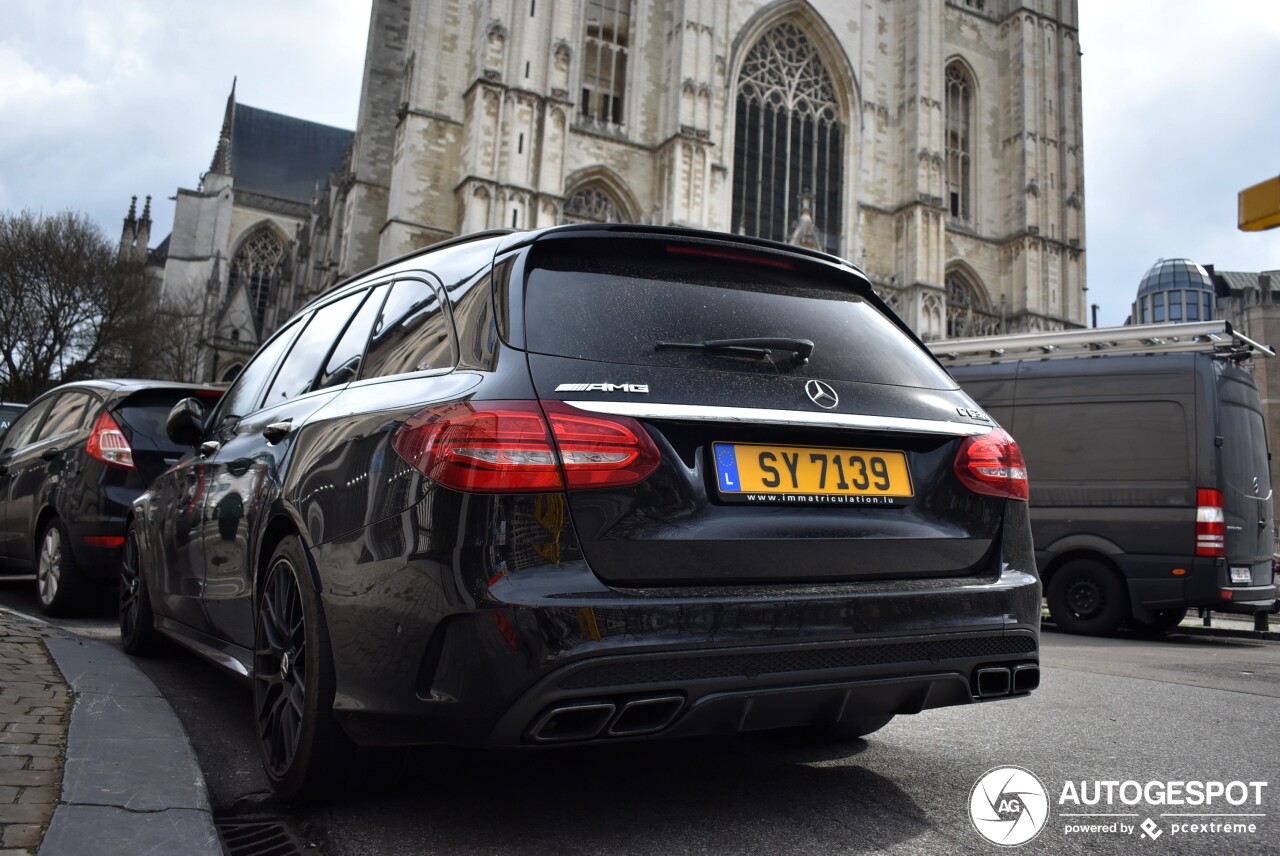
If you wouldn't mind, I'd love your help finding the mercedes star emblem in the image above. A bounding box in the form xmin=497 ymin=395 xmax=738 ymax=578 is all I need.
xmin=804 ymin=379 xmax=839 ymax=410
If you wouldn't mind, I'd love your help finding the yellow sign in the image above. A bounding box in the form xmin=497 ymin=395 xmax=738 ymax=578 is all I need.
xmin=1239 ymin=176 xmax=1280 ymax=232
xmin=714 ymin=442 xmax=913 ymax=497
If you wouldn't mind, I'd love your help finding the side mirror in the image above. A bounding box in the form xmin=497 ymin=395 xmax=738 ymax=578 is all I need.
xmin=166 ymin=398 xmax=206 ymax=447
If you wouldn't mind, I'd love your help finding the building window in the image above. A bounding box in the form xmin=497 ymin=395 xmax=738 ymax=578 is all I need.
xmin=581 ymin=0 xmax=630 ymax=126
xmin=732 ymin=21 xmax=844 ymax=255
xmin=563 ymin=185 xmax=624 ymax=223
xmin=228 ymin=228 xmax=285 ymax=334
xmin=945 ymin=63 xmax=973 ymax=221
xmin=945 ymin=271 xmax=1000 ymax=338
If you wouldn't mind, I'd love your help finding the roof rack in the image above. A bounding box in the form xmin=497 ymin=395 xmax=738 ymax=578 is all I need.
xmin=928 ymin=320 xmax=1276 ymax=367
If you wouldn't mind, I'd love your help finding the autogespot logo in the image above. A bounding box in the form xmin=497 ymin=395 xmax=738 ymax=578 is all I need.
xmin=969 ymin=766 xmax=1051 ymax=846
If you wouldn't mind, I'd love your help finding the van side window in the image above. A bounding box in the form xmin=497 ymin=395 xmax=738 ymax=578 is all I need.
xmin=263 ymin=291 xmax=365 ymax=406
xmin=213 ymin=317 xmax=306 ymax=428
xmin=36 ymin=392 xmax=95 ymax=441
xmin=316 ymin=284 xmax=390 ymax=391
xmin=361 ymin=279 xmax=456 ymax=379
xmin=0 ymin=398 xmax=54 ymax=453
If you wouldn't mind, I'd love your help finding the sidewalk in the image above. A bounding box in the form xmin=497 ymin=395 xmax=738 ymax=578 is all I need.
xmin=0 ymin=610 xmax=222 ymax=856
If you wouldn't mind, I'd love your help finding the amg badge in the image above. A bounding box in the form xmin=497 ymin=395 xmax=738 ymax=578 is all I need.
xmin=555 ymin=383 xmax=650 ymax=394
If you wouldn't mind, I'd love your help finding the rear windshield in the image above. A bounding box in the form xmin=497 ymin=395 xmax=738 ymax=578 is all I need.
xmin=115 ymin=391 xmax=221 ymax=453
xmin=522 ymin=239 xmax=956 ymax=389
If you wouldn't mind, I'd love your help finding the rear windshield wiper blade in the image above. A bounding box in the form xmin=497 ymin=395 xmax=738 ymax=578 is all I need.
xmin=656 ymin=337 xmax=814 ymax=364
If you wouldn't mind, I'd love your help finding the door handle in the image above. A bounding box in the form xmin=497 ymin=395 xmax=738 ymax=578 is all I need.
xmin=40 ymin=447 xmax=61 ymax=461
xmin=262 ymin=420 xmax=293 ymax=444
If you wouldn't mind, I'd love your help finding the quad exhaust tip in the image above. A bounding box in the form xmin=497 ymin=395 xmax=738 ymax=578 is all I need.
xmin=528 ymin=695 xmax=686 ymax=743
xmin=1012 ymin=664 xmax=1040 ymax=694
xmin=976 ymin=667 xmax=1011 ymax=698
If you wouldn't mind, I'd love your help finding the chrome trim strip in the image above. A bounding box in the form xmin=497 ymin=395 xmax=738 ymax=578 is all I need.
xmin=563 ymin=401 xmax=991 ymax=436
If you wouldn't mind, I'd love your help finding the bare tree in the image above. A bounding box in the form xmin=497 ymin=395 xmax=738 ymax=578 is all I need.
xmin=146 ymin=287 xmax=210 ymax=383
xmin=0 ymin=210 xmax=154 ymax=401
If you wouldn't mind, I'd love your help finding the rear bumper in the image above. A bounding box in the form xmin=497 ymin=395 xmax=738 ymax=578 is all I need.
xmin=318 ymin=559 xmax=1041 ymax=748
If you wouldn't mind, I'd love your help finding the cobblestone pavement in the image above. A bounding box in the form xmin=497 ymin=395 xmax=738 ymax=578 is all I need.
xmin=0 ymin=615 xmax=69 ymax=856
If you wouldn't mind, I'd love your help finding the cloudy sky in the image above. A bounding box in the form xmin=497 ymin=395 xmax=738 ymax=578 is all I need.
xmin=2 ymin=1 xmax=1277 ymax=327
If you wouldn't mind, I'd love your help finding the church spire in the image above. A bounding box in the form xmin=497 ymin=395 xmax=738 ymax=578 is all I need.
xmin=209 ymin=77 xmax=236 ymax=175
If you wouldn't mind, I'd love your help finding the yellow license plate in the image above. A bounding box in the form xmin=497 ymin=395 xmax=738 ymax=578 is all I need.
xmin=712 ymin=442 xmax=913 ymax=500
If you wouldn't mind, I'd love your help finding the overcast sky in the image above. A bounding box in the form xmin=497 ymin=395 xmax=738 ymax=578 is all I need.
xmin=2 ymin=1 xmax=1277 ymax=328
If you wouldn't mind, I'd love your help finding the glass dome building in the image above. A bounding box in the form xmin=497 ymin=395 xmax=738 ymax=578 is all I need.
xmin=1130 ymin=258 xmax=1216 ymax=324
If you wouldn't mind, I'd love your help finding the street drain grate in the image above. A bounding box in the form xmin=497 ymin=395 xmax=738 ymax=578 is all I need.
xmin=215 ymin=815 xmax=310 ymax=856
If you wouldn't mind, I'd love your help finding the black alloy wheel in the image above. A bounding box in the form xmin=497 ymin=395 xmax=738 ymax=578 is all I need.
xmin=119 ymin=525 xmax=163 ymax=655
xmin=253 ymin=537 xmax=348 ymax=802
xmin=1047 ymin=559 xmax=1129 ymax=636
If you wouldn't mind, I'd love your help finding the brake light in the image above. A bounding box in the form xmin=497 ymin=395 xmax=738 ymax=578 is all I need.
xmin=86 ymin=410 xmax=135 ymax=470
xmin=665 ymin=244 xmax=794 ymax=269
xmin=1196 ymin=487 xmax=1225 ymax=557
xmin=954 ymin=428 xmax=1028 ymax=501
xmin=391 ymin=400 xmax=660 ymax=493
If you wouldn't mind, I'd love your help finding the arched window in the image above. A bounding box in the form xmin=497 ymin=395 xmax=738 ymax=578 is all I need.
xmin=945 ymin=63 xmax=973 ymax=221
xmin=562 ymin=185 xmax=624 ymax=223
xmin=228 ymin=228 xmax=285 ymax=333
xmin=946 ymin=271 xmax=1000 ymax=338
xmin=732 ymin=21 xmax=843 ymax=255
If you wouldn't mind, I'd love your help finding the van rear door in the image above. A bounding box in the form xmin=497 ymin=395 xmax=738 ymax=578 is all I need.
xmin=1216 ymin=362 xmax=1274 ymax=584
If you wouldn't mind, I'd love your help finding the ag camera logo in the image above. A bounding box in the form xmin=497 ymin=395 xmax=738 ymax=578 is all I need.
xmin=969 ymin=766 xmax=1050 ymax=846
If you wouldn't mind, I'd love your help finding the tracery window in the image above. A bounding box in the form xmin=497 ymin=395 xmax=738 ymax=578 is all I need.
xmin=945 ymin=271 xmax=1001 ymax=338
xmin=945 ymin=63 xmax=973 ymax=221
xmin=732 ymin=22 xmax=843 ymax=255
xmin=562 ymin=185 xmax=624 ymax=223
xmin=228 ymin=229 xmax=285 ymax=333
xmin=581 ymin=0 xmax=630 ymax=126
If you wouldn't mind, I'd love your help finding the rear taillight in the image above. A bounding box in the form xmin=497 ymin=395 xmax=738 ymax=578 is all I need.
xmin=1196 ymin=487 xmax=1225 ymax=557
xmin=391 ymin=400 xmax=660 ymax=493
xmin=954 ymin=428 xmax=1028 ymax=501
xmin=86 ymin=410 xmax=135 ymax=470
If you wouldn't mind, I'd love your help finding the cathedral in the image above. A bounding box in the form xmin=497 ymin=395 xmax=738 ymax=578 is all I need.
xmin=156 ymin=0 xmax=1087 ymax=381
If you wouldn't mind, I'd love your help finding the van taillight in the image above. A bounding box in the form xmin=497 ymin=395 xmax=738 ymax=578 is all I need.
xmin=954 ymin=428 xmax=1028 ymax=501
xmin=85 ymin=410 xmax=135 ymax=470
xmin=1195 ymin=488 xmax=1225 ymax=557
xmin=391 ymin=400 xmax=660 ymax=493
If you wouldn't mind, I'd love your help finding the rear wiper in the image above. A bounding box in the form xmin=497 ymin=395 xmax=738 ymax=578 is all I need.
xmin=655 ymin=337 xmax=814 ymax=364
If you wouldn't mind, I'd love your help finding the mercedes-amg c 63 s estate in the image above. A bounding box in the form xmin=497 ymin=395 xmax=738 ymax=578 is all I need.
xmin=122 ymin=225 xmax=1040 ymax=800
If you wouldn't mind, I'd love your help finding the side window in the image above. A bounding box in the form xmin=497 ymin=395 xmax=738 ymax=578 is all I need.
xmin=262 ymin=291 xmax=365 ymax=406
xmin=212 ymin=317 xmax=306 ymax=429
xmin=1 ymin=398 xmax=54 ymax=454
xmin=362 ymin=279 xmax=457 ymax=379
xmin=36 ymin=392 xmax=95 ymax=441
xmin=316 ymin=283 xmax=390 ymax=391
xmin=451 ymin=272 xmax=497 ymax=369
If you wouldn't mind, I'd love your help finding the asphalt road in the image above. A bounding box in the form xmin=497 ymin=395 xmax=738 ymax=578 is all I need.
xmin=2 ymin=575 xmax=1277 ymax=856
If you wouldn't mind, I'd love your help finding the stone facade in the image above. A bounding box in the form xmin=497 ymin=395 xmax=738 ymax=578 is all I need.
xmin=157 ymin=0 xmax=1087 ymax=381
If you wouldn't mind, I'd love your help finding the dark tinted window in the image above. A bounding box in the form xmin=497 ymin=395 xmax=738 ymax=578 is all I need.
xmin=1015 ymin=401 xmax=1190 ymax=483
xmin=523 ymin=239 xmax=956 ymax=389
xmin=1 ymin=398 xmax=53 ymax=453
xmin=37 ymin=391 xmax=96 ymax=441
xmin=213 ymin=318 xmax=305 ymax=427
xmin=452 ymin=273 xmax=497 ymax=369
xmin=316 ymin=284 xmax=389 ymax=391
xmin=264 ymin=292 xmax=365 ymax=406
xmin=362 ymin=279 xmax=456 ymax=379
xmin=116 ymin=391 xmax=222 ymax=454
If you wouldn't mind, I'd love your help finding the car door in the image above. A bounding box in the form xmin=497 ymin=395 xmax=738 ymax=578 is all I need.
xmin=200 ymin=288 xmax=373 ymax=648
xmin=2 ymin=390 xmax=95 ymax=565
xmin=0 ymin=396 xmax=55 ymax=561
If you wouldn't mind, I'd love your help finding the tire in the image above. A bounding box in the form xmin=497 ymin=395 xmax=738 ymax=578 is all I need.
xmin=35 ymin=518 xmax=84 ymax=617
xmin=1137 ymin=607 xmax=1189 ymax=636
xmin=119 ymin=524 xmax=164 ymax=655
xmin=253 ymin=536 xmax=351 ymax=802
xmin=1047 ymin=559 xmax=1129 ymax=636
xmin=797 ymin=715 xmax=895 ymax=743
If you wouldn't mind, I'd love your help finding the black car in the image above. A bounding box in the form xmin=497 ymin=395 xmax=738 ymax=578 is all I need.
xmin=122 ymin=225 xmax=1040 ymax=801
xmin=0 ymin=380 xmax=222 ymax=614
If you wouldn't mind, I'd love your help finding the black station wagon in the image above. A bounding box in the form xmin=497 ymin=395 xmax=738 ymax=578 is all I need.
xmin=122 ymin=225 xmax=1041 ymax=800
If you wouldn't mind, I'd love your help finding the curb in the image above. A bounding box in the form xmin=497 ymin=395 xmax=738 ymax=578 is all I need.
xmin=0 ymin=611 xmax=223 ymax=856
